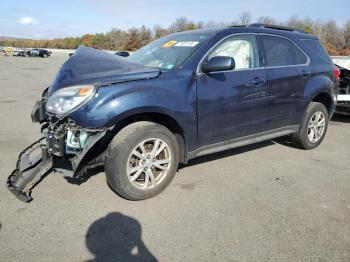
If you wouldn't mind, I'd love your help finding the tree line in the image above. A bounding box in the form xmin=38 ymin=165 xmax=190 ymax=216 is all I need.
xmin=1 ymin=13 xmax=350 ymax=55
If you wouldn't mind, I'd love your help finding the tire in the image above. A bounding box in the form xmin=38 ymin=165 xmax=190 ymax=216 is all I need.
xmin=291 ymin=102 xmax=329 ymax=149
xmin=105 ymin=121 xmax=180 ymax=200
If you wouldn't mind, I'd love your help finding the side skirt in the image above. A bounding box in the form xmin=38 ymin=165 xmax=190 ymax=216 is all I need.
xmin=188 ymin=125 xmax=299 ymax=160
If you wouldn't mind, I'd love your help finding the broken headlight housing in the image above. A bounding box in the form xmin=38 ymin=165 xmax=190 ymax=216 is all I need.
xmin=46 ymin=85 xmax=96 ymax=115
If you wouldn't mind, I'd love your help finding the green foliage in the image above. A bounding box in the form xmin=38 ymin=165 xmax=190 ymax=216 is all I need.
xmin=303 ymin=25 xmax=314 ymax=34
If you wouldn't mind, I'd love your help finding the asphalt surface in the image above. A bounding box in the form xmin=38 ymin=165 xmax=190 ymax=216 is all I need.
xmin=0 ymin=53 xmax=349 ymax=262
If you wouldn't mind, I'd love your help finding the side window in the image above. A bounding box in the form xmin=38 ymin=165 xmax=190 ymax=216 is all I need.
xmin=301 ymin=39 xmax=332 ymax=63
xmin=260 ymin=35 xmax=308 ymax=67
xmin=207 ymin=35 xmax=260 ymax=70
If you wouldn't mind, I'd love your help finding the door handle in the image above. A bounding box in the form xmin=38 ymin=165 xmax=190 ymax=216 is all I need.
xmin=245 ymin=77 xmax=266 ymax=87
xmin=302 ymin=70 xmax=311 ymax=77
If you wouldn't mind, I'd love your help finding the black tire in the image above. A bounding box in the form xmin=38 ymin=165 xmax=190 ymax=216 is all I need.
xmin=291 ymin=102 xmax=329 ymax=149
xmin=105 ymin=121 xmax=180 ymax=200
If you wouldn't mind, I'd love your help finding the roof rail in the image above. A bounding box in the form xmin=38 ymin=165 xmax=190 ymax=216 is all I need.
xmin=227 ymin=25 xmax=246 ymax=28
xmin=248 ymin=23 xmax=306 ymax=34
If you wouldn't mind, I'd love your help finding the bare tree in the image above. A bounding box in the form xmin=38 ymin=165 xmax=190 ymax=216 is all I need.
xmin=169 ymin=17 xmax=202 ymax=33
xmin=106 ymin=28 xmax=126 ymax=50
xmin=169 ymin=17 xmax=190 ymax=33
xmin=202 ymin=20 xmax=229 ymax=29
xmin=344 ymin=20 xmax=350 ymax=46
xmin=321 ymin=20 xmax=345 ymax=49
xmin=140 ymin=25 xmax=153 ymax=46
xmin=153 ymin=24 xmax=169 ymax=39
xmin=124 ymin=27 xmax=142 ymax=51
xmin=238 ymin=12 xmax=252 ymax=25
xmin=256 ymin=16 xmax=276 ymax=25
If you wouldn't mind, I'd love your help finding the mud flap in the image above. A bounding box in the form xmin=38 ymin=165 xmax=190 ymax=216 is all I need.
xmin=7 ymin=138 xmax=53 ymax=202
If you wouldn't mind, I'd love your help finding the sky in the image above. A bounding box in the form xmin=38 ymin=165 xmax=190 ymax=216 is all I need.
xmin=0 ymin=0 xmax=349 ymax=39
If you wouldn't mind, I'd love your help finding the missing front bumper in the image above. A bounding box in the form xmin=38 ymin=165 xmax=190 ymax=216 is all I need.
xmin=7 ymin=126 xmax=108 ymax=202
xmin=7 ymin=139 xmax=53 ymax=202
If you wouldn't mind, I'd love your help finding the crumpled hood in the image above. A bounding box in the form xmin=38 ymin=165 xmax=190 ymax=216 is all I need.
xmin=49 ymin=45 xmax=160 ymax=94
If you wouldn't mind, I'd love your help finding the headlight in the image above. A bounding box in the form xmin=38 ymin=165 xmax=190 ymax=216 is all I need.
xmin=46 ymin=85 xmax=95 ymax=115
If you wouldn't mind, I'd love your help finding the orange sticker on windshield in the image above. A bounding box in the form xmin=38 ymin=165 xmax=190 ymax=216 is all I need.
xmin=162 ymin=40 xmax=177 ymax=48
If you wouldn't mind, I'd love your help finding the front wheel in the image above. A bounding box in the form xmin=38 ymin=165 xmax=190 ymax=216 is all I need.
xmin=292 ymin=102 xmax=329 ymax=149
xmin=105 ymin=121 xmax=179 ymax=200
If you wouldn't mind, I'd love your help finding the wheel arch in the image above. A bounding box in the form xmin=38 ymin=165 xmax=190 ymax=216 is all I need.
xmin=110 ymin=112 xmax=188 ymax=164
xmin=311 ymin=92 xmax=333 ymax=115
xmin=302 ymin=74 xmax=335 ymax=118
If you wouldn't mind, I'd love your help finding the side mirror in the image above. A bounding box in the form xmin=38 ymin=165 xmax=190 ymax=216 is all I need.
xmin=201 ymin=56 xmax=235 ymax=74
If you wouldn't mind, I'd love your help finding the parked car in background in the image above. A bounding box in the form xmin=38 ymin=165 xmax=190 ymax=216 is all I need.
xmin=3 ymin=46 xmax=14 ymax=56
xmin=115 ymin=51 xmax=130 ymax=57
xmin=8 ymin=24 xmax=338 ymax=202
xmin=332 ymin=57 xmax=350 ymax=115
xmin=335 ymin=64 xmax=350 ymax=115
xmin=13 ymin=48 xmax=28 ymax=57
xmin=28 ymin=48 xmax=52 ymax=58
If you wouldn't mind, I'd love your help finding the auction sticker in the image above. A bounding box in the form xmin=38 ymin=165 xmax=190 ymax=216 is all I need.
xmin=174 ymin=41 xmax=199 ymax=47
xmin=162 ymin=40 xmax=177 ymax=48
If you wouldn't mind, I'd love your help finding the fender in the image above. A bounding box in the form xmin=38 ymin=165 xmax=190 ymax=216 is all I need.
xmin=69 ymin=70 xmax=198 ymax=151
xmin=298 ymin=73 xmax=335 ymax=119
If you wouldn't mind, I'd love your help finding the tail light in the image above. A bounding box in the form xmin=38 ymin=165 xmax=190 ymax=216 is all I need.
xmin=333 ymin=66 xmax=341 ymax=82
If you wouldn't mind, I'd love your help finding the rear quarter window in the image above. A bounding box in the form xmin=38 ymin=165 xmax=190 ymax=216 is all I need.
xmin=260 ymin=35 xmax=308 ymax=67
xmin=301 ymin=39 xmax=333 ymax=64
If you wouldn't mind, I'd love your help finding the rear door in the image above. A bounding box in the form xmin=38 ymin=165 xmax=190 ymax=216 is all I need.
xmin=259 ymin=35 xmax=310 ymax=129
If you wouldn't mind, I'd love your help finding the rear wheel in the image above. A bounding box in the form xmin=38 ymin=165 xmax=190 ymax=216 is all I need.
xmin=292 ymin=102 xmax=329 ymax=149
xmin=105 ymin=121 xmax=179 ymax=200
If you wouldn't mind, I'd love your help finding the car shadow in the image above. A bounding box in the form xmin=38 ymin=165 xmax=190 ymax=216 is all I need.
xmin=67 ymin=139 xmax=286 ymax=183
xmin=64 ymin=166 xmax=104 ymax=185
xmin=85 ymin=212 xmax=157 ymax=262
xmin=180 ymin=140 xmax=275 ymax=169
xmin=271 ymin=136 xmax=298 ymax=149
xmin=331 ymin=114 xmax=350 ymax=123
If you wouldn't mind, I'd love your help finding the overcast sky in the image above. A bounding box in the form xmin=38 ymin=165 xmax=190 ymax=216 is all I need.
xmin=0 ymin=0 xmax=349 ymax=39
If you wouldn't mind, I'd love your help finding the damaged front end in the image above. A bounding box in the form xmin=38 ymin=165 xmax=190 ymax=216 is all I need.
xmin=7 ymin=91 xmax=108 ymax=202
xmin=7 ymin=45 xmax=160 ymax=202
xmin=336 ymin=64 xmax=350 ymax=115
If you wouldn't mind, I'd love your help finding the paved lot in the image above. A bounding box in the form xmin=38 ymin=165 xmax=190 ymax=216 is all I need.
xmin=0 ymin=53 xmax=349 ymax=262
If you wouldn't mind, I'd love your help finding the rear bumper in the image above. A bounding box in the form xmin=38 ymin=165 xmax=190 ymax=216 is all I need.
xmin=336 ymin=95 xmax=350 ymax=115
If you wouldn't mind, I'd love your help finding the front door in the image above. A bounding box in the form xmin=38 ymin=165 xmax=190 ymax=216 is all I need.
xmin=197 ymin=34 xmax=269 ymax=147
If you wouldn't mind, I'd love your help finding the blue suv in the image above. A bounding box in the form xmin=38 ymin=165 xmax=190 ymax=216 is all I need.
xmin=8 ymin=24 xmax=338 ymax=202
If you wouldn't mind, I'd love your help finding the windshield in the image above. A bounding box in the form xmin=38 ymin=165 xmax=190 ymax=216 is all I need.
xmin=128 ymin=32 xmax=214 ymax=70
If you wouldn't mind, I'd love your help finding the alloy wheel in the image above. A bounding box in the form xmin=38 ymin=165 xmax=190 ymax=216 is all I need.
xmin=307 ymin=111 xmax=326 ymax=143
xmin=127 ymin=138 xmax=172 ymax=190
